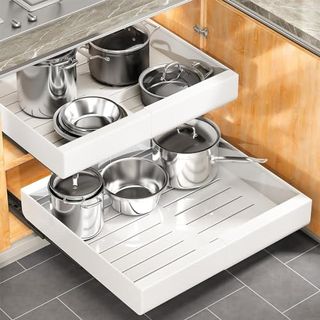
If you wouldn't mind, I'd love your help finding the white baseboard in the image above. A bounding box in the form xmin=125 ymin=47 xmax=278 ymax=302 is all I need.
xmin=0 ymin=234 xmax=49 ymax=268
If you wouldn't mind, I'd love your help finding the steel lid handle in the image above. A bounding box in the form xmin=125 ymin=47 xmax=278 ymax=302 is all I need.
xmin=177 ymin=124 xmax=198 ymax=139
xmin=161 ymin=61 xmax=183 ymax=81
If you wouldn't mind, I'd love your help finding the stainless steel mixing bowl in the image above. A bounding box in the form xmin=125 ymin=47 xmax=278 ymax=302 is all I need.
xmin=102 ymin=158 xmax=168 ymax=216
xmin=61 ymin=96 xmax=123 ymax=136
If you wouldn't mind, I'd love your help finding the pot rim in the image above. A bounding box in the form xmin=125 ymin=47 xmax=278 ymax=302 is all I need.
xmin=138 ymin=62 xmax=205 ymax=99
xmin=153 ymin=117 xmax=221 ymax=154
xmin=48 ymin=167 xmax=104 ymax=201
xmin=35 ymin=49 xmax=77 ymax=67
xmin=89 ymin=23 xmax=150 ymax=55
xmin=102 ymin=157 xmax=168 ymax=200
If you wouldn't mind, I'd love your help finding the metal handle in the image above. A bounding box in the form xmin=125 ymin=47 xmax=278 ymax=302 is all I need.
xmin=211 ymin=156 xmax=267 ymax=163
xmin=161 ymin=62 xmax=183 ymax=81
xmin=192 ymin=61 xmax=214 ymax=79
xmin=78 ymin=46 xmax=110 ymax=62
xmin=193 ymin=24 xmax=208 ymax=38
xmin=177 ymin=124 xmax=198 ymax=139
xmin=81 ymin=197 xmax=102 ymax=209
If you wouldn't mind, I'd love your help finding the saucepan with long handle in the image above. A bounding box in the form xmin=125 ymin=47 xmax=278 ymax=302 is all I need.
xmin=152 ymin=117 xmax=267 ymax=189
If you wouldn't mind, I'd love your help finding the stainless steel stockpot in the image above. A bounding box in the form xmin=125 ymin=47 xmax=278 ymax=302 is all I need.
xmin=79 ymin=24 xmax=150 ymax=86
xmin=139 ymin=61 xmax=213 ymax=106
xmin=48 ymin=168 xmax=104 ymax=240
xmin=153 ymin=118 xmax=267 ymax=189
xmin=102 ymin=158 xmax=168 ymax=216
xmin=17 ymin=49 xmax=77 ymax=119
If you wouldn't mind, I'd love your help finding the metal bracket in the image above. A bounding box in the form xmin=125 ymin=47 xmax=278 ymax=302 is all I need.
xmin=193 ymin=24 xmax=209 ymax=38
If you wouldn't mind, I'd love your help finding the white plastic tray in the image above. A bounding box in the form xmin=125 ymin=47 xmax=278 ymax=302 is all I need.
xmin=21 ymin=140 xmax=311 ymax=315
xmin=0 ymin=20 xmax=238 ymax=178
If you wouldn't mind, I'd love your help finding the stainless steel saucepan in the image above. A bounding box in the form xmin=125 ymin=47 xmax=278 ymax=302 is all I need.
xmin=48 ymin=168 xmax=104 ymax=240
xmin=102 ymin=158 xmax=168 ymax=216
xmin=152 ymin=118 xmax=267 ymax=189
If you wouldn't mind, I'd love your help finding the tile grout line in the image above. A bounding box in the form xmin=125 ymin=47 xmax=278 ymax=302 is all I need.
xmin=226 ymin=269 xmax=291 ymax=320
xmin=282 ymin=290 xmax=320 ymax=314
xmin=144 ymin=314 xmax=152 ymax=320
xmin=265 ymin=249 xmax=320 ymax=291
xmin=15 ymin=261 xmax=26 ymax=270
xmin=57 ymin=297 xmax=83 ymax=320
xmin=284 ymin=243 xmax=320 ymax=265
xmin=14 ymin=297 xmax=57 ymax=320
xmin=207 ymin=308 xmax=223 ymax=320
xmin=12 ymin=278 xmax=93 ymax=319
xmin=0 ymin=306 xmax=13 ymax=320
xmin=182 ymin=285 xmax=245 ymax=320
xmin=0 ymin=252 xmax=62 ymax=285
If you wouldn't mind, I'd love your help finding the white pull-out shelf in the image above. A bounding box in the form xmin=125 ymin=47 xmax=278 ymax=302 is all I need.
xmin=0 ymin=20 xmax=238 ymax=178
xmin=21 ymin=140 xmax=311 ymax=315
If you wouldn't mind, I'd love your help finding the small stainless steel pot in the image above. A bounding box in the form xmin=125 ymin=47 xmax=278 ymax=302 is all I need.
xmin=139 ymin=61 xmax=213 ymax=106
xmin=78 ymin=24 xmax=150 ymax=86
xmin=48 ymin=168 xmax=104 ymax=240
xmin=17 ymin=49 xmax=77 ymax=119
xmin=153 ymin=118 xmax=267 ymax=189
xmin=102 ymin=158 xmax=168 ymax=216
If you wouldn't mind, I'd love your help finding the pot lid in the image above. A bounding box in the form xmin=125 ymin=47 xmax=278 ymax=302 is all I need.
xmin=154 ymin=118 xmax=220 ymax=153
xmin=142 ymin=62 xmax=204 ymax=99
xmin=49 ymin=168 xmax=103 ymax=200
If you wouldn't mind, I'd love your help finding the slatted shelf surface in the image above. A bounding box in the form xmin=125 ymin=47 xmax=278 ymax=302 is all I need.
xmin=33 ymin=148 xmax=276 ymax=287
xmin=0 ymin=20 xmax=237 ymax=178
xmin=21 ymin=142 xmax=311 ymax=314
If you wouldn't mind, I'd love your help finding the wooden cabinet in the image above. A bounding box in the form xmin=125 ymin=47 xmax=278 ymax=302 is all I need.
xmin=0 ymin=132 xmax=49 ymax=251
xmin=155 ymin=0 xmax=320 ymax=238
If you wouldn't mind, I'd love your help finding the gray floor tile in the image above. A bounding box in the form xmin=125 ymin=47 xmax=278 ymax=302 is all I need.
xmin=288 ymin=245 xmax=320 ymax=288
xmin=229 ymin=250 xmax=316 ymax=311
xmin=18 ymin=244 xmax=60 ymax=269
xmin=285 ymin=292 xmax=320 ymax=320
xmin=209 ymin=287 xmax=287 ymax=320
xmin=267 ymin=231 xmax=317 ymax=263
xmin=18 ymin=299 xmax=79 ymax=320
xmin=0 ymin=262 xmax=24 ymax=282
xmin=61 ymin=279 xmax=146 ymax=320
xmin=0 ymin=254 xmax=91 ymax=319
xmin=189 ymin=309 xmax=219 ymax=320
xmin=0 ymin=310 xmax=9 ymax=320
xmin=147 ymin=271 xmax=242 ymax=320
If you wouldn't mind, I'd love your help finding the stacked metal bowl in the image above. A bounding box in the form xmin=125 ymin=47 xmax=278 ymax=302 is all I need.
xmin=53 ymin=96 xmax=127 ymax=140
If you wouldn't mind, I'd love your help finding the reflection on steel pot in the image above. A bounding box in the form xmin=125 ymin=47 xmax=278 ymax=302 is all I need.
xmin=153 ymin=118 xmax=267 ymax=189
xmin=48 ymin=168 xmax=104 ymax=240
xmin=78 ymin=24 xmax=149 ymax=86
xmin=102 ymin=158 xmax=168 ymax=216
xmin=139 ymin=61 xmax=213 ymax=106
xmin=17 ymin=49 xmax=77 ymax=119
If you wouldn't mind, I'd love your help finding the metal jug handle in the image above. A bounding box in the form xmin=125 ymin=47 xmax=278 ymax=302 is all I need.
xmin=191 ymin=61 xmax=214 ymax=79
xmin=177 ymin=124 xmax=198 ymax=139
xmin=81 ymin=197 xmax=102 ymax=209
xmin=211 ymin=156 xmax=267 ymax=163
xmin=78 ymin=45 xmax=111 ymax=62
xmin=161 ymin=62 xmax=183 ymax=81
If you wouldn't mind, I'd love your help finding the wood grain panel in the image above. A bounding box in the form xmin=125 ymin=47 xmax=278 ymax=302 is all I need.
xmin=204 ymin=0 xmax=320 ymax=235
xmin=6 ymin=159 xmax=50 ymax=200
xmin=154 ymin=0 xmax=203 ymax=49
xmin=4 ymin=137 xmax=33 ymax=171
xmin=0 ymin=124 xmax=10 ymax=251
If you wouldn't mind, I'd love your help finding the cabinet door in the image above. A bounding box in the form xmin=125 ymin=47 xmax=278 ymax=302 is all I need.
xmin=205 ymin=0 xmax=320 ymax=237
xmin=154 ymin=0 xmax=203 ymax=48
